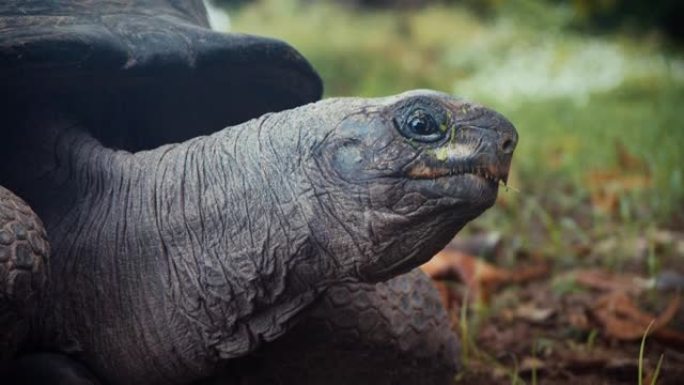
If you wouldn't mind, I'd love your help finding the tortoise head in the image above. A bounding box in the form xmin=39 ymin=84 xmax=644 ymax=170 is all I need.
xmin=308 ymin=90 xmax=517 ymax=281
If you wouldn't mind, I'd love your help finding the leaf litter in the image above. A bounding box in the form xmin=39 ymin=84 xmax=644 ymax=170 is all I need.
xmin=422 ymin=228 xmax=684 ymax=385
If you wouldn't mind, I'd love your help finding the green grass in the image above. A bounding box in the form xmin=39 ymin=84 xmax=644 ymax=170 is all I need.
xmin=223 ymin=0 xmax=684 ymax=255
xmin=638 ymin=321 xmax=665 ymax=385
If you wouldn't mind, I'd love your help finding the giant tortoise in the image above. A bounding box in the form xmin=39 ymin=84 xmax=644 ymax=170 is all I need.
xmin=0 ymin=1 xmax=517 ymax=384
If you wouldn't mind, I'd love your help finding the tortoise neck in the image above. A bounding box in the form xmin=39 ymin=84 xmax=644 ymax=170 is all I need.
xmin=10 ymin=116 xmax=346 ymax=382
xmin=143 ymin=115 xmax=342 ymax=360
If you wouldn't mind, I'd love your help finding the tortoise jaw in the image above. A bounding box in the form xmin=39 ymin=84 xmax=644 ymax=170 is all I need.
xmin=406 ymin=162 xmax=509 ymax=186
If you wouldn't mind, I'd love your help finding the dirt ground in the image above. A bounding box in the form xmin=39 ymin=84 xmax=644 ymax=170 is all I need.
xmin=423 ymin=228 xmax=684 ymax=385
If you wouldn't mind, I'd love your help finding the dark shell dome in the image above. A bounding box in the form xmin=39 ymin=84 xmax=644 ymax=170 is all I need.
xmin=0 ymin=0 xmax=323 ymax=150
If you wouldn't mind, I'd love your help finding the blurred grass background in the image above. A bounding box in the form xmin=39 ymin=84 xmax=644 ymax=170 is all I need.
xmin=210 ymin=0 xmax=684 ymax=269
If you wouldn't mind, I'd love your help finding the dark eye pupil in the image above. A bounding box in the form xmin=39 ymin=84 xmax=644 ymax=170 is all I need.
xmin=408 ymin=111 xmax=437 ymax=136
xmin=410 ymin=117 xmax=430 ymax=134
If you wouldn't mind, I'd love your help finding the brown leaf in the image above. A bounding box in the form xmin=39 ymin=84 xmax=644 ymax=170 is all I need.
xmin=421 ymin=247 xmax=549 ymax=303
xmin=587 ymin=171 xmax=651 ymax=214
xmin=592 ymin=291 xmax=680 ymax=341
xmin=652 ymin=326 xmax=684 ymax=350
xmin=571 ymin=269 xmax=651 ymax=294
xmin=420 ymin=249 xmax=507 ymax=302
xmin=585 ymin=142 xmax=651 ymax=214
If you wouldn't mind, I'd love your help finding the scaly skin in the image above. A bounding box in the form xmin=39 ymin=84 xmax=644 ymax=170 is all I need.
xmin=0 ymin=186 xmax=49 ymax=360
xmin=0 ymin=90 xmax=516 ymax=384
xmin=205 ymin=269 xmax=459 ymax=385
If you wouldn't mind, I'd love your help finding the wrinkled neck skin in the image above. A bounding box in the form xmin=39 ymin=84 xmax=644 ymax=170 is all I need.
xmin=2 ymin=103 xmax=361 ymax=384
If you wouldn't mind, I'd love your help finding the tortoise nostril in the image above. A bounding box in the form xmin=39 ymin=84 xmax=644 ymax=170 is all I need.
xmin=500 ymin=137 xmax=515 ymax=154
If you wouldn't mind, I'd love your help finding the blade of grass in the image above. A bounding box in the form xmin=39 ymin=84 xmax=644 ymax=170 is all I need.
xmin=650 ymin=354 xmax=665 ymax=385
xmin=638 ymin=320 xmax=655 ymax=385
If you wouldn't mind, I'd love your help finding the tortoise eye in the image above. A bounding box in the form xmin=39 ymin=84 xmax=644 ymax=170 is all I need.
xmin=399 ymin=109 xmax=444 ymax=142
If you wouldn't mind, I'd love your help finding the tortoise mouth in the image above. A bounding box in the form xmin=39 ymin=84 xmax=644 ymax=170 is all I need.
xmin=405 ymin=162 xmax=509 ymax=185
xmin=398 ymin=161 xmax=506 ymax=209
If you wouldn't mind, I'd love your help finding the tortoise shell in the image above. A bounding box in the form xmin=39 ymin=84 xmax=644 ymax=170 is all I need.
xmin=0 ymin=0 xmax=323 ymax=150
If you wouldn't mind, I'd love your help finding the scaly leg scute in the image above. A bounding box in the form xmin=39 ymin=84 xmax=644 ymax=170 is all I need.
xmin=0 ymin=186 xmax=49 ymax=359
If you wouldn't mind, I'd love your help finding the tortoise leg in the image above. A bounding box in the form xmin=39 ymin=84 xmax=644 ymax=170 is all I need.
xmin=0 ymin=186 xmax=49 ymax=359
xmin=207 ymin=269 xmax=459 ymax=385
xmin=0 ymin=353 xmax=102 ymax=385
xmin=0 ymin=193 xmax=100 ymax=384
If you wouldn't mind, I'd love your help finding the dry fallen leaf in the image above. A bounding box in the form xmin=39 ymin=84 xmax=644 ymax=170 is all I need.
xmin=651 ymin=326 xmax=684 ymax=350
xmin=571 ymin=269 xmax=651 ymax=294
xmin=421 ymin=247 xmax=549 ymax=303
xmin=586 ymin=141 xmax=651 ymax=214
xmin=592 ymin=291 xmax=680 ymax=341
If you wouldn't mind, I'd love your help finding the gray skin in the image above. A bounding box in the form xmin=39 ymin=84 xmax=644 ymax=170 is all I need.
xmin=204 ymin=269 xmax=460 ymax=385
xmin=0 ymin=187 xmax=49 ymax=361
xmin=0 ymin=90 xmax=517 ymax=384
